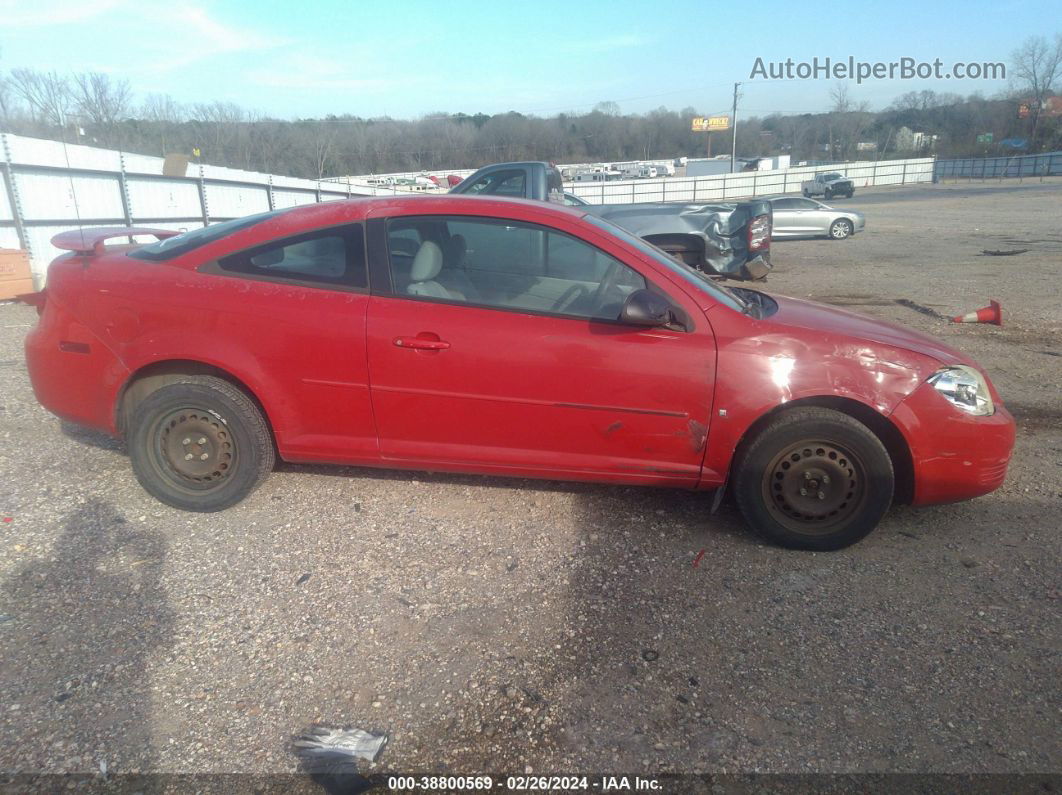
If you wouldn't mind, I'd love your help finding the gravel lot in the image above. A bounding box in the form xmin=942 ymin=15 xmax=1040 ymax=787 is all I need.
xmin=0 ymin=180 xmax=1059 ymax=783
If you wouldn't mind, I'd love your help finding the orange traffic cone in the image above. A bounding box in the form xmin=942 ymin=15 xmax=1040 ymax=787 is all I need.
xmin=951 ymin=299 xmax=1002 ymax=326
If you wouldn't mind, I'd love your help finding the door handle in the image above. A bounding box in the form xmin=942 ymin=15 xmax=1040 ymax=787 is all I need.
xmin=393 ymin=336 xmax=450 ymax=351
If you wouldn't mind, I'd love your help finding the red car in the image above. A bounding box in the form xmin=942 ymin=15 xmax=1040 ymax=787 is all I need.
xmin=23 ymin=196 xmax=1014 ymax=550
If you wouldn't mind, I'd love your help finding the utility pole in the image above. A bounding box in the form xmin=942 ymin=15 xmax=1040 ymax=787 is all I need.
xmin=730 ymin=82 xmax=740 ymax=173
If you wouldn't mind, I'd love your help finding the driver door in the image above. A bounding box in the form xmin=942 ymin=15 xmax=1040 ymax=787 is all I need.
xmin=365 ymin=214 xmax=716 ymax=484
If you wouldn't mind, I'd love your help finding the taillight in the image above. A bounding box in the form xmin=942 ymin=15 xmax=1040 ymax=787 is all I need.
xmin=16 ymin=290 xmax=46 ymax=316
xmin=748 ymin=214 xmax=771 ymax=252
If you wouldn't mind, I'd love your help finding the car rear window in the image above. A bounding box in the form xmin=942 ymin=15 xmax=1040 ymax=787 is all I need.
xmin=128 ymin=208 xmax=294 ymax=261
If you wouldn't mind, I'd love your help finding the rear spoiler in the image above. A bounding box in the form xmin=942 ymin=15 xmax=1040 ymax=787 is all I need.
xmin=51 ymin=227 xmax=181 ymax=256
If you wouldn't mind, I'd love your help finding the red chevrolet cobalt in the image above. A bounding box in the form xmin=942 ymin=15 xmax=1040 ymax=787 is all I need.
xmin=23 ymin=196 xmax=1014 ymax=550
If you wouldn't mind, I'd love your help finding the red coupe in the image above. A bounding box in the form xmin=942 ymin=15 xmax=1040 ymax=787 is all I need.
xmin=23 ymin=196 xmax=1014 ymax=549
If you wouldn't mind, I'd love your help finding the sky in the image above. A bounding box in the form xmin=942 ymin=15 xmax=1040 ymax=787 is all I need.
xmin=0 ymin=0 xmax=1055 ymax=120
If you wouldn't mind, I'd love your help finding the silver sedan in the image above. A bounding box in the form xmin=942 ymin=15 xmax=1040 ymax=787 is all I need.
xmin=769 ymin=196 xmax=865 ymax=240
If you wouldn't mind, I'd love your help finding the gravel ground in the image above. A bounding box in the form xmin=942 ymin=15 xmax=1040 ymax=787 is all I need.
xmin=0 ymin=180 xmax=1059 ymax=783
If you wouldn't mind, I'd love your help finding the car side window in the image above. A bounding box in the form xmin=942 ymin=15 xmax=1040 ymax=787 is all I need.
xmin=460 ymin=169 xmax=526 ymax=197
xmin=217 ymin=225 xmax=367 ymax=289
xmin=795 ymin=199 xmax=820 ymax=209
xmin=386 ymin=216 xmax=646 ymax=321
xmin=772 ymin=198 xmax=798 ymax=210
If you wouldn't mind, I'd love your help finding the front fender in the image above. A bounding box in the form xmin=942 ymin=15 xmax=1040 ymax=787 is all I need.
xmin=699 ymin=308 xmax=940 ymax=485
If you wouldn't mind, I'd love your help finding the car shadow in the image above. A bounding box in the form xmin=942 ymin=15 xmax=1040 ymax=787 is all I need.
xmin=0 ymin=498 xmax=174 ymax=775
xmin=60 ymin=421 xmax=124 ymax=453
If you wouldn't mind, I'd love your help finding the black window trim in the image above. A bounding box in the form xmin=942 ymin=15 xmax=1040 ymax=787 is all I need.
xmin=372 ymin=213 xmax=692 ymax=331
xmin=129 ymin=207 xmax=296 ymax=262
xmin=197 ymin=220 xmax=370 ymax=294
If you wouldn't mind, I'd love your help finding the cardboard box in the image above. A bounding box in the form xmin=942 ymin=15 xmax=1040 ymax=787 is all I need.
xmin=0 ymin=248 xmax=32 ymax=279
xmin=0 ymin=249 xmax=35 ymax=300
xmin=0 ymin=277 xmax=35 ymax=301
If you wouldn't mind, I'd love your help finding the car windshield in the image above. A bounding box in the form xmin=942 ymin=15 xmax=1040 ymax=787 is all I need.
xmin=129 ymin=208 xmax=294 ymax=261
xmin=585 ymin=215 xmax=747 ymax=313
xmin=822 ymin=173 xmax=842 ymax=180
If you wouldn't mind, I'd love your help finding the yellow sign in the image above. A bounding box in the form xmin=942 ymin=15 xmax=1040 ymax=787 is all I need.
xmin=692 ymin=116 xmax=730 ymax=132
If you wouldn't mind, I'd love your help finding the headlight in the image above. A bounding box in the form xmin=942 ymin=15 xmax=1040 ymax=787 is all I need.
xmin=927 ymin=365 xmax=994 ymax=416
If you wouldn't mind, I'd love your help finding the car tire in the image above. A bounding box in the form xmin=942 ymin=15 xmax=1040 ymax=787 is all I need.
xmin=802 ymin=189 xmax=810 ymax=197
xmin=732 ymin=408 xmax=893 ymax=550
xmin=846 ymin=190 xmax=855 ymax=198
xmin=127 ymin=375 xmax=275 ymax=512
xmin=824 ymin=188 xmax=833 ymax=200
xmin=828 ymin=219 xmax=853 ymax=239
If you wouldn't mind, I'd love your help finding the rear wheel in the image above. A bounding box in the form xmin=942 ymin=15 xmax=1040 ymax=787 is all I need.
xmin=732 ymin=408 xmax=893 ymax=550
xmin=829 ymin=219 xmax=853 ymax=240
xmin=127 ymin=375 xmax=274 ymax=512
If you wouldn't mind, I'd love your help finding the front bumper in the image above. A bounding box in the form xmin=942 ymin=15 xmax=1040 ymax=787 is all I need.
xmin=891 ymin=382 xmax=1016 ymax=506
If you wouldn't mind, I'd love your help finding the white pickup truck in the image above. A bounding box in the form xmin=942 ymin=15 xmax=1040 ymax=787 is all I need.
xmin=801 ymin=172 xmax=855 ymax=200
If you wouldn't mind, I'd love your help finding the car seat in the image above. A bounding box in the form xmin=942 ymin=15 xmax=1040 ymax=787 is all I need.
xmin=407 ymin=241 xmax=463 ymax=300
xmin=438 ymin=234 xmax=480 ymax=301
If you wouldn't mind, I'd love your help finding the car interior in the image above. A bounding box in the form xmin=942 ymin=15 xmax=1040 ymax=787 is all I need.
xmin=387 ymin=218 xmax=645 ymax=320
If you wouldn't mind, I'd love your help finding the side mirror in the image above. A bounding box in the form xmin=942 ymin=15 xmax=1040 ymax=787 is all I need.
xmin=620 ymin=288 xmax=673 ymax=327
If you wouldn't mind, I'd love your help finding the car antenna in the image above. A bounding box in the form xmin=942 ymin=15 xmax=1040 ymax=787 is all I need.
xmin=57 ymin=113 xmax=87 ymax=254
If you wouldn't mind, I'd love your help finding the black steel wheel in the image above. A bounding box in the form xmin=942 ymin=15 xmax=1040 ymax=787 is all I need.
xmin=733 ymin=407 xmax=893 ymax=550
xmin=128 ymin=375 xmax=274 ymax=511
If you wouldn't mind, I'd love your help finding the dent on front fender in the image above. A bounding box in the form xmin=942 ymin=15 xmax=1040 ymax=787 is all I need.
xmin=699 ymin=320 xmax=938 ymax=485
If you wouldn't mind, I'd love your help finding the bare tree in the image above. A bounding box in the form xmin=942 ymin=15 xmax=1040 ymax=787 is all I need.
xmin=72 ymin=72 xmax=132 ymax=126
xmin=0 ymin=73 xmax=15 ymax=123
xmin=308 ymin=122 xmax=338 ymax=179
xmin=1011 ymin=34 xmax=1062 ymax=141
xmin=141 ymin=93 xmax=186 ymax=124
xmin=8 ymin=68 xmax=72 ymax=126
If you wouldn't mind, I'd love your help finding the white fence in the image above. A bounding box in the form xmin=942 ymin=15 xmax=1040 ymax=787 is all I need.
xmin=0 ymin=133 xmax=399 ymax=285
xmin=564 ymin=157 xmax=935 ymax=204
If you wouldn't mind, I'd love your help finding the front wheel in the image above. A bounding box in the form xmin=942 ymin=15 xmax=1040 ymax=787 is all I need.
xmin=732 ymin=408 xmax=893 ymax=550
xmin=829 ymin=219 xmax=853 ymax=240
xmin=127 ymin=375 xmax=275 ymax=512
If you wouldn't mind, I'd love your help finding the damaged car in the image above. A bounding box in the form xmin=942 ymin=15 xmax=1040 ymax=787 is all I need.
xmin=24 ymin=195 xmax=1014 ymax=550
xmin=450 ymin=161 xmax=772 ymax=280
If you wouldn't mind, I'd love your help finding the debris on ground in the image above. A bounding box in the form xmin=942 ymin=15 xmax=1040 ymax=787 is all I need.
xmin=293 ymin=726 xmax=389 ymax=769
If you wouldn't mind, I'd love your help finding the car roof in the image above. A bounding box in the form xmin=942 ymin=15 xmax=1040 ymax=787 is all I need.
xmin=259 ymin=194 xmax=588 ymax=228
xmin=125 ymin=194 xmax=592 ymax=267
xmin=361 ymin=193 xmax=588 ymax=221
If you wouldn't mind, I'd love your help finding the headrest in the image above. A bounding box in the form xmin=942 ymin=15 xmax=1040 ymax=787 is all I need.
xmin=410 ymin=240 xmax=443 ymax=281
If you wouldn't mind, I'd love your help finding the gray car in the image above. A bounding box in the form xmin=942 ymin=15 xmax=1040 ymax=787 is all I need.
xmin=769 ymin=196 xmax=865 ymax=240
